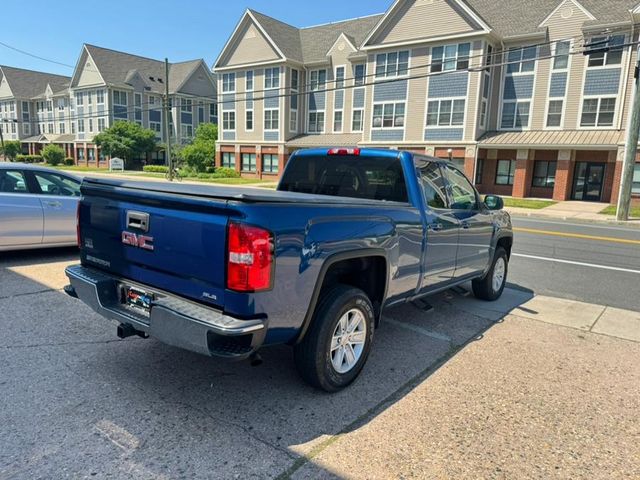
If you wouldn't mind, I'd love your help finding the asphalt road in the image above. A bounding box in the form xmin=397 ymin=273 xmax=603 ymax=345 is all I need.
xmin=509 ymin=216 xmax=640 ymax=311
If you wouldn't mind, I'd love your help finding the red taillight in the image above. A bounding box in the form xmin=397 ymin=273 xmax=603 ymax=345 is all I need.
xmin=328 ymin=148 xmax=360 ymax=156
xmin=76 ymin=202 xmax=81 ymax=247
xmin=227 ymin=222 xmax=273 ymax=292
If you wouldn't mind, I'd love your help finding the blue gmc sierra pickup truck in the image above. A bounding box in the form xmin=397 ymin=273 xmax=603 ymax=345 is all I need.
xmin=65 ymin=148 xmax=513 ymax=391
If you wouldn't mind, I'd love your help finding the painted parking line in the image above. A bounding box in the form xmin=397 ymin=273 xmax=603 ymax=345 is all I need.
xmin=513 ymin=217 xmax=640 ymax=233
xmin=384 ymin=318 xmax=452 ymax=342
xmin=513 ymin=253 xmax=640 ymax=275
xmin=513 ymin=227 xmax=640 ymax=246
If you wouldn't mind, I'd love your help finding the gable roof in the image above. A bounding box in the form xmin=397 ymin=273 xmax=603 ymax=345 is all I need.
xmin=464 ymin=0 xmax=637 ymax=38
xmin=81 ymin=44 xmax=214 ymax=95
xmin=0 ymin=65 xmax=70 ymax=99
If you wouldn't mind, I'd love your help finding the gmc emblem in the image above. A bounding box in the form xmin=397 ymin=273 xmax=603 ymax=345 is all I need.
xmin=122 ymin=231 xmax=154 ymax=251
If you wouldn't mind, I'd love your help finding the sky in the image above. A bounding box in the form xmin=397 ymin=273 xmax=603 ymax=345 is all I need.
xmin=0 ymin=0 xmax=391 ymax=77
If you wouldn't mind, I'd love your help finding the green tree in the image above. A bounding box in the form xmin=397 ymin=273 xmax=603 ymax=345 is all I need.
xmin=93 ymin=121 xmax=156 ymax=165
xmin=181 ymin=123 xmax=217 ymax=172
xmin=0 ymin=140 xmax=22 ymax=162
xmin=41 ymin=144 xmax=66 ymax=166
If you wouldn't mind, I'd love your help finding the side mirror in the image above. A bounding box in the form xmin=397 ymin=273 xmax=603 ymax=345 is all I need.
xmin=484 ymin=194 xmax=504 ymax=211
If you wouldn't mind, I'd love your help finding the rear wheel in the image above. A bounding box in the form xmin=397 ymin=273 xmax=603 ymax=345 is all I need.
xmin=472 ymin=247 xmax=508 ymax=301
xmin=294 ymin=285 xmax=374 ymax=392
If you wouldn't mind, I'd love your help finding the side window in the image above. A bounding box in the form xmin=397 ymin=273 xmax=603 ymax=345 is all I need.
xmin=0 ymin=170 xmax=29 ymax=193
xmin=33 ymin=172 xmax=81 ymax=197
xmin=444 ymin=165 xmax=478 ymax=210
xmin=419 ymin=163 xmax=448 ymax=209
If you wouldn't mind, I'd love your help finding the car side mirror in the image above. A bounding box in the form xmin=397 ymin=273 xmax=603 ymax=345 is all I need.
xmin=484 ymin=194 xmax=504 ymax=211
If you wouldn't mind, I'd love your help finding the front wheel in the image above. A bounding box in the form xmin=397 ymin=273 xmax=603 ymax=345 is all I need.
xmin=472 ymin=247 xmax=508 ymax=301
xmin=294 ymin=285 xmax=375 ymax=392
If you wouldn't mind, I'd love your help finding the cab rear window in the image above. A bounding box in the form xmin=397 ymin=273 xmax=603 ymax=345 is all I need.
xmin=278 ymin=155 xmax=408 ymax=203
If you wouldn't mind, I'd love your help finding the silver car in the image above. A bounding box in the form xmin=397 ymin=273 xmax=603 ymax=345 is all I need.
xmin=0 ymin=163 xmax=81 ymax=251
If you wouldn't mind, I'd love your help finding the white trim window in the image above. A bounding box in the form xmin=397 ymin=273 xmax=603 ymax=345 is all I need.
xmin=546 ymin=99 xmax=564 ymax=128
xmin=431 ymin=43 xmax=470 ymax=73
xmin=372 ymin=102 xmax=405 ymax=128
xmin=78 ymin=119 xmax=85 ymax=133
xmin=352 ymin=109 xmax=363 ymax=132
xmin=580 ymin=97 xmax=616 ymax=127
xmin=180 ymin=98 xmax=192 ymax=112
xmin=506 ymin=46 xmax=537 ymax=74
xmin=59 ymin=122 xmax=65 ymax=134
xmin=587 ymin=35 xmax=624 ymax=68
xmin=221 ymin=152 xmax=235 ymax=169
xmin=426 ymin=99 xmax=465 ymax=127
xmin=310 ymin=70 xmax=326 ymax=91
xmin=222 ymin=73 xmax=236 ymax=93
xmin=354 ymin=64 xmax=366 ymax=87
xmin=375 ymin=51 xmax=409 ymax=78
xmin=245 ymin=109 xmax=254 ymax=131
xmin=76 ymin=92 xmax=84 ymax=106
xmin=246 ymin=70 xmax=254 ymax=91
xmin=553 ymin=40 xmax=571 ymax=70
xmin=264 ymin=67 xmax=280 ymax=89
xmin=335 ymin=66 xmax=345 ymax=89
xmin=264 ymin=109 xmax=279 ymax=130
xmin=149 ymin=121 xmax=161 ymax=134
xmin=98 ymin=118 xmax=107 ymax=132
xmin=290 ymin=69 xmax=299 ymax=133
xmin=96 ymin=89 xmax=105 ymax=104
xmin=57 ymin=98 xmax=65 ymax=110
xmin=501 ymin=101 xmax=531 ymax=129
xmin=23 ymin=124 xmax=30 ymax=136
xmin=113 ymin=90 xmax=127 ymax=106
xmin=88 ymin=118 xmax=93 ymax=133
xmin=308 ymin=111 xmax=325 ymax=133
xmin=222 ymin=111 xmax=236 ymax=130
xmin=333 ymin=111 xmax=343 ymax=133
xmin=480 ymin=70 xmax=491 ymax=128
xmin=181 ymin=124 xmax=193 ymax=138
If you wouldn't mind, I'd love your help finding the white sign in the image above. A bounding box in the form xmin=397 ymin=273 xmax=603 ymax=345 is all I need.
xmin=109 ymin=157 xmax=124 ymax=171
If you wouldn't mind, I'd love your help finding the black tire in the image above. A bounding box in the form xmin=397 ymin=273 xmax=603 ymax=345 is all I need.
xmin=294 ymin=285 xmax=375 ymax=392
xmin=472 ymin=247 xmax=508 ymax=301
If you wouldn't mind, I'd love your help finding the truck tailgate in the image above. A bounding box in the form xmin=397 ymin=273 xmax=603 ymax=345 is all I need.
xmin=78 ymin=179 xmax=235 ymax=308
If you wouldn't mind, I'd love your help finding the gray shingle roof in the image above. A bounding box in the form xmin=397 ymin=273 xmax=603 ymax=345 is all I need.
xmin=83 ymin=44 xmax=212 ymax=94
xmin=248 ymin=10 xmax=383 ymax=64
xmin=465 ymin=0 xmax=637 ymax=37
xmin=0 ymin=66 xmax=70 ymax=99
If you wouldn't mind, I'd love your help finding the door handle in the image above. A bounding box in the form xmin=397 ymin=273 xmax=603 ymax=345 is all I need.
xmin=42 ymin=200 xmax=62 ymax=208
xmin=429 ymin=223 xmax=444 ymax=232
xmin=461 ymin=221 xmax=470 ymax=229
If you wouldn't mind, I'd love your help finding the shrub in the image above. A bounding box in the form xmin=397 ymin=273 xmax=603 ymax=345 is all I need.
xmin=42 ymin=144 xmax=66 ymax=166
xmin=64 ymin=157 xmax=75 ymax=166
xmin=143 ymin=165 xmax=169 ymax=173
xmin=211 ymin=167 xmax=240 ymax=179
xmin=178 ymin=164 xmax=197 ymax=177
xmin=16 ymin=154 xmax=43 ymax=163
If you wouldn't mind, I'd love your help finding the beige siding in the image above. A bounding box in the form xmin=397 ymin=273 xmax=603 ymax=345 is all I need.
xmin=544 ymin=2 xmax=592 ymax=129
xmin=619 ymin=31 xmax=639 ymax=129
xmin=373 ymin=0 xmax=478 ymax=46
xmin=530 ymin=44 xmax=551 ymax=130
xmin=0 ymin=76 xmax=13 ymax=99
xmin=464 ymin=40 xmax=482 ymax=141
xmin=405 ymin=47 xmax=428 ymax=142
xmin=77 ymin=52 xmax=103 ymax=87
xmin=221 ymin=21 xmax=281 ymax=68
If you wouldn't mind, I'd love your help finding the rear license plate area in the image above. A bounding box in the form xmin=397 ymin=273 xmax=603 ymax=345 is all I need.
xmin=120 ymin=285 xmax=155 ymax=316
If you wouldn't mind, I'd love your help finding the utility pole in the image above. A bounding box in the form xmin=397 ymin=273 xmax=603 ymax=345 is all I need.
xmin=163 ymin=58 xmax=173 ymax=181
xmin=617 ymin=51 xmax=640 ymax=220
xmin=0 ymin=122 xmax=5 ymax=161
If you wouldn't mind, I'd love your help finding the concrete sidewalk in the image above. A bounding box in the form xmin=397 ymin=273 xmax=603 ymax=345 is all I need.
xmin=506 ymin=200 xmax=640 ymax=224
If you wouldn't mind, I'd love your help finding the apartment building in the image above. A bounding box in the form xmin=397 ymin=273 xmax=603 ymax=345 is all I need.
xmin=0 ymin=66 xmax=71 ymax=146
xmin=1 ymin=44 xmax=218 ymax=166
xmin=213 ymin=0 xmax=640 ymax=203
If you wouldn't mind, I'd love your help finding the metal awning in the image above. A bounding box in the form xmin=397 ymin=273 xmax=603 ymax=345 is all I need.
xmin=479 ymin=130 xmax=625 ymax=149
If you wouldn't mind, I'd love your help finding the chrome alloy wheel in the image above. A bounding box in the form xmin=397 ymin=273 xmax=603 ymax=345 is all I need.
xmin=330 ymin=308 xmax=367 ymax=374
xmin=492 ymin=257 xmax=506 ymax=293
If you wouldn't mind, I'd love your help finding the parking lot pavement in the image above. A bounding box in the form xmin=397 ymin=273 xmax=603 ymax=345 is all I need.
xmin=1 ymin=251 xmax=638 ymax=479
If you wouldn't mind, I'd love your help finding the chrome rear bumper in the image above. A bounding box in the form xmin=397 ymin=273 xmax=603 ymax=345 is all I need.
xmin=64 ymin=264 xmax=266 ymax=359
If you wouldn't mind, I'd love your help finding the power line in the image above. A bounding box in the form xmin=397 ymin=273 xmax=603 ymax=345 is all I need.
xmin=1 ymin=32 xmax=637 ymax=125
xmin=0 ymin=40 xmax=75 ymax=69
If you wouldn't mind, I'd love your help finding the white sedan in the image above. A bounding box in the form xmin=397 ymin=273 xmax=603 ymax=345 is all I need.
xmin=0 ymin=163 xmax=81 ymax=251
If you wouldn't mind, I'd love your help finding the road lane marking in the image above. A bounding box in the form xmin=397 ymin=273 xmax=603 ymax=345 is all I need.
xmin=384 ymin=317 xmax=452 ymax=342
xmin=513 ymin=227 xmax=640 ymax=245
xmin=513 ymin=253 xmax=640 ymax=274
xmin=513 ymin=217 xmax=640 ymax=232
